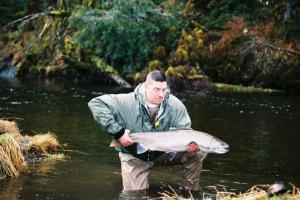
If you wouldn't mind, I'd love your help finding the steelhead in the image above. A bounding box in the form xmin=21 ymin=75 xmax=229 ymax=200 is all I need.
xmin=129 ymin=129 xmax=229 ymax=154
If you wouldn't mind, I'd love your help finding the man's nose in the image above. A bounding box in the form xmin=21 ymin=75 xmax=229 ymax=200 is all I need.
xmin=158 ymin=90 xmax=164 ymax=97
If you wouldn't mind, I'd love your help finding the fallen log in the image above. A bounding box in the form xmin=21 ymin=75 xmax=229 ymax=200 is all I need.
xmin=109 ymin=73 xmax=132 ymax=88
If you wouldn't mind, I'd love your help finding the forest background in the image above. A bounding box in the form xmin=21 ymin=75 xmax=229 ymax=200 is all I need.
xmin=0 ymin=0 xmax=300 ymax=91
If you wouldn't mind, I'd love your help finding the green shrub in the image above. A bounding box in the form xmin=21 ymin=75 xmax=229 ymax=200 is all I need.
xmin=69 ymin=0 xmax=183 ymax=74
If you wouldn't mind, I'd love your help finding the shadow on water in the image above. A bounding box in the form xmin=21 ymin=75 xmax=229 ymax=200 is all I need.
xmin=0 ymin=78 xmax=300 ymax=199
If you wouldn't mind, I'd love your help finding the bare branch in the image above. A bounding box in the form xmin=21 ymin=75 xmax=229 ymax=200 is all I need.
xmin=2 ymin=12 xmax=46 ymax=31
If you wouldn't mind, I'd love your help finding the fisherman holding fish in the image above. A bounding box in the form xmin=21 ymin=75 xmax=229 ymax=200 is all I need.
xmin=88 ymin=70 xmax=208 ymax=195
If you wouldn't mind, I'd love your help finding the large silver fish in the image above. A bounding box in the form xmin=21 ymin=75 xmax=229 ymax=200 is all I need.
xmin=130 ymin=129 xmax=229 ymax=154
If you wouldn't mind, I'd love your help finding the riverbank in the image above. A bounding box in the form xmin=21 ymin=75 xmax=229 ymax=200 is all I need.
xmin=0 ymin=119 xmax=64 ymax=179
xmin=159 ymin=183 xmax=300 ymax=200
xmin=0 ymin=67 xmax=286 ymax=95
xmin=211 ymin=83 xmax=284 ymax=93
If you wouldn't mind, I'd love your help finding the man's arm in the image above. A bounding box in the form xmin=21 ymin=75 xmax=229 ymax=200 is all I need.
xmin=88 ymin=94 xmax=133 ymax=146
xmin=170 ymin=100 xmax=192 ymax=130
xmin=118 ymin=129 xmax=134 ymax=147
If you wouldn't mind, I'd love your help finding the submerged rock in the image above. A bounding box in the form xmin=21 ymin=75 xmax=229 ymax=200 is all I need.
xmin=0 ymin=66 xmax=17 ymax=79
xmin=0 ymin=55 xmax=17 ymax=79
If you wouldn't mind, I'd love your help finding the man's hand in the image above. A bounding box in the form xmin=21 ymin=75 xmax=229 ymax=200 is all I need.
xmin=187 ymin=142 xmax=200 ymax=154
xmin=118 ymin=129 xmax=134 ymax=147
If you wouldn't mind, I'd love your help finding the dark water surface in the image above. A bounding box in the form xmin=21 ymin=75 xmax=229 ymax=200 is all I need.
xmin=0 ymin=78 xmax=299 ymax=199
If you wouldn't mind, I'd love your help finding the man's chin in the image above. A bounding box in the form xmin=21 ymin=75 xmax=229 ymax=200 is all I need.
xmin=154 ymin=100 xmax=163 ymax=104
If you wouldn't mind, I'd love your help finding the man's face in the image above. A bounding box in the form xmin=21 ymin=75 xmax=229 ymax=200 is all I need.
xmin=145 ymin=81 xmax=168 ymax=105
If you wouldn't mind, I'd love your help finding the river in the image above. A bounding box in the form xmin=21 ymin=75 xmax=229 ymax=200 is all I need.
xmin=0 ymin=78 xmax=299 ymax=199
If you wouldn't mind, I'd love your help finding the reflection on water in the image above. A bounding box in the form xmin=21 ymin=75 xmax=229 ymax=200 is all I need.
xmin=0 ymin=178 xmax=23 ymax=200
xmin=0 ymin=78 xmax=300 ymax=199
xmin=119 ymin=190 xmax=149 ymax=200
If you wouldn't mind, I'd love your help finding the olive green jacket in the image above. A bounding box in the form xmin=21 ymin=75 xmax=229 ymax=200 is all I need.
xmin=88 ymin=83 xmax=191 ymax=153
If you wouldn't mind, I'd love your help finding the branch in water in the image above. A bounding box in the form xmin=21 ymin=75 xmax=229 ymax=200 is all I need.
xmin=109 ymin=73 xmax=132 ymax=88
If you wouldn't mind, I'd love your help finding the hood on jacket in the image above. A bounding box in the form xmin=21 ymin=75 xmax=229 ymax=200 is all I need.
xmin=133 ymin=83 xmax=171 ymax=107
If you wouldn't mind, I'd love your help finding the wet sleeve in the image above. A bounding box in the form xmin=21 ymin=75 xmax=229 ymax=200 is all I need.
xmin=88 ymin=94 xmax=125 ymax=139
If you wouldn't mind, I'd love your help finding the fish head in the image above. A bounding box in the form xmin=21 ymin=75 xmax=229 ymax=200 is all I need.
xmin=207 ymin=137 xmax=229 ymax=154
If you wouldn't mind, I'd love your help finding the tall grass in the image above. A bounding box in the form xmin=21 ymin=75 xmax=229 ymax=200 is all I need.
xmin=0 ymin=134 xmax=27 ymax=178
xmin=157 ymin=184 xmax=300 ymax=200
xmin=30 ymin=132 xmax=61 ymax=154
xmin=0 ymin=119 xmax=63 ymax=179
xmin=0 ymin=119 xmax=20 ymax=136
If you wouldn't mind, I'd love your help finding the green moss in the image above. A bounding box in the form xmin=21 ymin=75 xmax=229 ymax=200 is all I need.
xmin=165 ymin=66 xmax=175 ymax=76
xmin=187 ymin=74 xmax=204 ymax=80
xmin=212 ymin=83 xmax=283 ymax=93
xmin=48 ymin=10 xmax=70 ymax=17
xmin=0 ymin=135 xmax=7 ymax=145
xmin=44 ymin=153 xmax=65 ymax=161
xmin=91 ymin=56 xmax=117 ymax=74
xmin=174 ymin=48 xmax=189 ymax=64
xmin=147 ymin=60 xmax=163 ymax=70
xmin=152 ymin=46 xmax=166 ymax=60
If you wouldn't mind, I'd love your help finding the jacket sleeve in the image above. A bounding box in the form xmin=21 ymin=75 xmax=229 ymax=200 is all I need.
xmin=171 ymin=100 xmax=192 ymax=130
xmin=88 ymin=94 xmax=125 ymax=139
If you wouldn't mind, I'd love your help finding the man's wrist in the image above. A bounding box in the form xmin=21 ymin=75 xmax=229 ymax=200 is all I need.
xmin=113 ymin=128 xmax=125 ymax=140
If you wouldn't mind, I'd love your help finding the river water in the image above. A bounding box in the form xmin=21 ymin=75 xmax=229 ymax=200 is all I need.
xmin=0 ymin=78 xmax=299 ymax=199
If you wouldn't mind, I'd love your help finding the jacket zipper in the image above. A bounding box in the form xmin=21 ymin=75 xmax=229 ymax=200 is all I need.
xmin=142 ymin=105 xmax=156 ymax=130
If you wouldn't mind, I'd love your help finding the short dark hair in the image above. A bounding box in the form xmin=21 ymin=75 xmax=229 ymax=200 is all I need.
xmin=146 ymin=70 xmax=166 ymax=83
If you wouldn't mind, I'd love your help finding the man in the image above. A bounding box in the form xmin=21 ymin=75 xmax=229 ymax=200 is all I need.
xmin=88 ymin=70 xmax=206 ymax=194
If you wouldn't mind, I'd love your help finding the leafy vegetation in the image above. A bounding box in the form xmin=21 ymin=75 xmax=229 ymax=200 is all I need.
xmin=0 ymin=0 xmax=300 ymax=91
xmin=68 ymin=0 xmax=184 ymax=74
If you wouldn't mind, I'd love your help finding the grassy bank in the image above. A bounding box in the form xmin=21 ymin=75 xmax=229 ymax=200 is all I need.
xmin=211 ymin=83 xmax=284 ymax=93
xmin=157 ymin=184 xmax=300 ymax=200
xmin=0 ymin=119 xmax=64 ymax=179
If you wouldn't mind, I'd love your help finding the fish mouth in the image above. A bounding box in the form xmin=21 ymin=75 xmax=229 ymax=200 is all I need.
xmin=210 ymin=138 xmax=230 ymax=154
xmin=217 ymin=142 xmax=230 ymax=154
xmin=207 ymin=146 xmax=229 ymax=154
xmin=216 ymin=147 xmax=229 ymax=154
